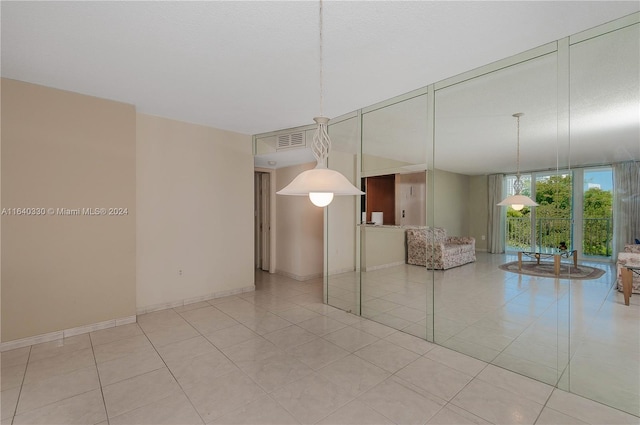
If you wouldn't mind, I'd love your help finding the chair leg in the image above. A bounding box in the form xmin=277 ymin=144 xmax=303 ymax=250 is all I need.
xmin=621 ymin=268 xmax=632 ymax=306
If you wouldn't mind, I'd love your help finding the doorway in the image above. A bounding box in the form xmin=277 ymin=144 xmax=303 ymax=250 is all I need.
xmin=255 ymin=171 xmax=271 ymax=271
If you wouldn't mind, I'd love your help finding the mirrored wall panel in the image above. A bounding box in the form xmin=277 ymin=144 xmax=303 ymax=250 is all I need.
xmin=326 ymin=115 xmax=361 ymax=313
xmin=359 ymin=94 xmax=432 ymax=339
xmin=567 ymin=21 xmax=640 ymax=416
xmin=255 ymin=11 xmax=639 ymax=419
xmin=433 ymin=50 xmax=572 ymax=387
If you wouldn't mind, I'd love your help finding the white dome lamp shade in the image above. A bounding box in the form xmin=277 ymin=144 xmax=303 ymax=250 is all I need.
xmin=276 ymin=2 xmax=364 ymax=207
xmin=277 ymin=118 xmax=364 ymax=207
xmin=497 ymin=113 xmax=539 ymax=210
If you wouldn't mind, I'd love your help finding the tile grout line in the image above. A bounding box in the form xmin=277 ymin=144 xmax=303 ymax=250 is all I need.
xmin=139 ymin=311 xmax=209 ymax=425
xmin=88 ymin=333 xmax=111 ymax=425
xmin=9 ymin=345 xmax=32 ymax=425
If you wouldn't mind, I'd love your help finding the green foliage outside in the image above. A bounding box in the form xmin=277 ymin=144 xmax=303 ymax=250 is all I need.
xmin=505 ymin=174 xmax=613 ymax=256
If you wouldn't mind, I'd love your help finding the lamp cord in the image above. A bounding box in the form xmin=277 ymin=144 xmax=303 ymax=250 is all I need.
xmin=516 ymin=114 xmax=520 ymax=178
xmin=319 ymin=0 xmax=324 ymax=118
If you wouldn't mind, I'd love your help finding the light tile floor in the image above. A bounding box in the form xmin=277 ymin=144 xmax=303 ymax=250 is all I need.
xmin=328 ymin=252 xmax=640 ymax=417
xmin=1 ymin=270 xmax=638 ymax=425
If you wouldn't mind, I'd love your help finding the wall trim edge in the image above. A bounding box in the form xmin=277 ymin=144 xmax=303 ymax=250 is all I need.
xmin=0 ymin=315 xmax=137 ymax=352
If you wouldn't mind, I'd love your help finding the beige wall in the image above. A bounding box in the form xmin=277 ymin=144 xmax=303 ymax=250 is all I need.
xmin=276 ymin=163 xmax=323 ymax=280
xmin=433 ymin=169 xmax=470 ymax=237
xmin=1 ymin=79 xmax=136 ymax=342
xmin=136 ymin=114 xmax=254 ymax=310
xmin=469 ymin=175 xmax=489 ymax=251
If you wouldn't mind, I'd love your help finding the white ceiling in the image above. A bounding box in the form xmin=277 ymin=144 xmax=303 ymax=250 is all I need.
xmin=2 ymin=1 xmax=638 ymax=139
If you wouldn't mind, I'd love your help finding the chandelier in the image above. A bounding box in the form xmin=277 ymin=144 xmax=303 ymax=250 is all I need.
xmin=276 ymin=0 xmax=363 ymax=207
xmin=497 ymin=113 xmax=539 ymax=211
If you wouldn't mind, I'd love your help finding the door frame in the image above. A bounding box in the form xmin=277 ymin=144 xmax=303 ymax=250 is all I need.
xmin=255 ymin=167 xmax=276 ymax=273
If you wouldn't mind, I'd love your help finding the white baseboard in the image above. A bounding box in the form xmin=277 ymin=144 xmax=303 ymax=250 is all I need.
xmin=364 ymin=260 xmax=406 ymax=272
xmin=0 ymin=315 xmax=137 ymax=352
xmin=136 ymin=285 xmax=256 ymax=315
xmin=275 ymin=269 xmax=322 ymax=282
xmin=328 ymin=267 xmax=357 ymax=276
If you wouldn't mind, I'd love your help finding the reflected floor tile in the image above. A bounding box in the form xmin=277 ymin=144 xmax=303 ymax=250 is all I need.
xmin=492 ymin=351 xmax=560 ymax=386
xmin=476 ymin=364 xmax=553 ymax=405
xmin=564 ymin=356 xmax=640 ymax=416
xmin=440 ymin=337 xmax=501 ymax=363
xmin=424 ymin=346 xmax=487 ymax=377
xmin=384 ymin=331 xmax=436 ymax=355
xmin=396 ymin=357 xmax=473 ymax=401
xmin=451 ymin=379 xmax=543 ymax=424
xmin=350 ymin=319 xmax=397 ymax=338
xmin=535 ymin=407 xmax=587 ymax=425
xmin=546 ymin=389 xmax=640 ymax=425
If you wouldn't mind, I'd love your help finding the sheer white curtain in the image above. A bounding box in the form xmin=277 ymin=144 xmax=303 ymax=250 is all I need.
xmin=613 ymin=161 xmax=640 ymax=256
xmin=488 ymin=174 xmax=505 ymax=253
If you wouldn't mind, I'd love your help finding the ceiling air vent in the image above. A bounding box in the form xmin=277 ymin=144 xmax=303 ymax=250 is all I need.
xmin=277 ymin=132 xmax=305 ymax=150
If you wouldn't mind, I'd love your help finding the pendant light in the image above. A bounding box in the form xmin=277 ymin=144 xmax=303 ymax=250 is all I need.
xmin=276 ymin=0 xmax=364 ymax=207
xmin=497 ymin=113 xmax=539 ymax=210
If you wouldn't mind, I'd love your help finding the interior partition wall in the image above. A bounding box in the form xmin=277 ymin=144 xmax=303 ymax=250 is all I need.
xmin=432 ymin=43 xmax=579 ymax=397
xmin=255 ymin=12 xmax=640 ymax=417
xmin=566 ymin=18 xmax=639 ymax=416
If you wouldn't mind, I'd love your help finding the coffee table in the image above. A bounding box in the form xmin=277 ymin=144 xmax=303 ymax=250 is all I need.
xmin=621 ymin=264 xmax=640 ymax=306
xmin=518 ymin=250 xmax=578 ymax=276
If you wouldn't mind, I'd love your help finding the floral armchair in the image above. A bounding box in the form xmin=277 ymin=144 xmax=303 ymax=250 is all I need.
xmin=617 ymin=244 xmax=640 ymax=294
xmin=406 ymin=227 xmax=476 ymax=270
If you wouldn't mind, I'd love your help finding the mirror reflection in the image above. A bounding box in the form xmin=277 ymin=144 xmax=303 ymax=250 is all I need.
xmin=359 ymin=94 xmax=430 ymax=338
xmin=433 ymin=52 xmax=565 ymax=388
xmin=253 ymin=13 xmax=639 ymax=418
